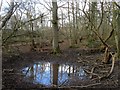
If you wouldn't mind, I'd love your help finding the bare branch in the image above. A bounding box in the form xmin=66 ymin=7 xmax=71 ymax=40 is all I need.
xmin=58 ymin=2 xmax=68 ymax=8
xmin=104 ymin=28 xmax=114 ymax=43
xmin=97 ymin=2 xmax=104 ymax=30
xmin=81 ymin=2 xmax=109 ymax=48
xmin=114 ymin=2 xmax=120 ymax=9
xmin=38 ymin=0 xmax=51 ymax=11
xmin=0 ymin=2 xmax=20 ymax=30
xmin=2 ymin=13 xmax=45 ymax=44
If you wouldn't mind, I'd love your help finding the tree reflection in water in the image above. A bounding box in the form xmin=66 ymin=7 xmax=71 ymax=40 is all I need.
xmin=22 ymin=62 xmax=87 ymax=86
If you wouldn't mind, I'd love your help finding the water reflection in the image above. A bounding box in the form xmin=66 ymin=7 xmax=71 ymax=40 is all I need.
xmin=22 ymin=62 xmax=87 ymax=86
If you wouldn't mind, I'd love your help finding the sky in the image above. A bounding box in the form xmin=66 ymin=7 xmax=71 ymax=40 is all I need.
xmin=0 ymin=0 xmax=119 ymax=12
xmin=0 ymin=0 xmax=119 ymax=18
xmin=0 ymin=0 xmax=119 ymax=26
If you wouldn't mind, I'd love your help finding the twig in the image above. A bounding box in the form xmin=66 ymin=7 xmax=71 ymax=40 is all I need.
xmin=38 ymin=0 xmax=51 ymax=11
xmin=91 ymin=77 xmax=100 ymax=81
xmin=3 ymin=69 xmax=14 ymax=72
xmin=114 ymin=2 xmax=120 ymax=9
xmin=84 ymin=69 xmax=101 ymax=79
xmin=89 ymin=67 xmax=95 ymax=79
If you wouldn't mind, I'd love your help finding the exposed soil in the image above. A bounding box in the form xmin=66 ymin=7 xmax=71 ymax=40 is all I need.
xmin=2 ymin=41 xmax=119 ymax=89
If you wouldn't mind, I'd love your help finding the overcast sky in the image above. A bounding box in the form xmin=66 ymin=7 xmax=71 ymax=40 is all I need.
xmin=0 ymin=0 xmax=119 ymax=25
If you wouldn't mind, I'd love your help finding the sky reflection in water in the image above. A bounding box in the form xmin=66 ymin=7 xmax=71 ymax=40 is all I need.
xmin=22 ymin=62 xmax=87 ymax=86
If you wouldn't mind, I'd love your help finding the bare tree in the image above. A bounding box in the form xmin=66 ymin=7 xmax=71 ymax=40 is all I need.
xmin=72 ymin=0 xmax=77 ymax=45
xmin=52 ymin=0 xmax=60 ymax=53
xmin=68 ymin=0 xmax=72 ymax=46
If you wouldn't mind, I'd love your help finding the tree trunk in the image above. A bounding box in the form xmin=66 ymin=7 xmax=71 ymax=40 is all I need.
xmin=68 ymin=0 xmax=72 ymax=47
xmin=115 ymin=7 xmax=120 ymax=59
xmin=72 ymin=0 xmax=77 ymax=45
xmin=53 ymin=64 xmax=59 ymax=85
xmin=52 ymin=0 xmax=60 ymax=54
xmin=75 ymin=0 xmax=79 ymax=44
xmin=89 ymin=2 xmax=97 ymax=39
xmin=113 ymin=3 xmax=120 ymax=59
xmin=117 ymin=11 xmax=120 ymax=59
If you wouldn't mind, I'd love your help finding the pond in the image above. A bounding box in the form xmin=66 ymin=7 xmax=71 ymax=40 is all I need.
xmin=21 ymin=62 xmax=89 ymax=87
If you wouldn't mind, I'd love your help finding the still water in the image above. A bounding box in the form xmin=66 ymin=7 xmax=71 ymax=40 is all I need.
xmin=22 ymin=62 xmax=88 ymax=86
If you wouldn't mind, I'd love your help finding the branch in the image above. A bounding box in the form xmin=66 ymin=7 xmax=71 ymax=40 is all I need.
xmin=107 ymin=52 xmax=116 ymax=77
xmin=89 ymin=67 xmax=95 ymax=79
xmin=83 ymin=0 xmax=87 ymax=12
xmin=114 ymin=2 xmax=120 ymax=9
xmin=84 ymin=69 xmax=101 ymax=79
xmin=44 ymin=0 xmax=52 ymax=9
xmin=104 ymin=14 xmax=116 ymax=42
xmin=97 ymin=2 xmax=104 ymax=30
xmin=81 ymin=4 xmax=109 ymax=48
xmin=2 ymin=14 xmax=42 ymax=45
xmin=100 ymin=52 xmax=116 ymax=80
xmin=2 ymin=21 xmax=18 ymax=44
xmin=58 ymin=2 xmax=68 ymax=8
xmin=0 ymin=2 xmax=19 ymax=30
xmin=23 ymin=16 xmax=41 ymax=23
xmin=38 ymin=0 xmax=51 ymax=11
xmin=104 ymin=28 xmax=114 ymax=43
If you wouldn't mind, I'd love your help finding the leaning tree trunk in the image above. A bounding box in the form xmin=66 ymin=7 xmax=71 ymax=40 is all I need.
xmin=52 ymin=0 xmax=60 ymax=54
xmin=117 ymin=10 xmax=120 ymax=59
xmin=113 ymin=3 xmax=120 ymax=59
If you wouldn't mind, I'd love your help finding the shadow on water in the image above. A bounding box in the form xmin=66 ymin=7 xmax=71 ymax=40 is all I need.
xmin=21 ymin=62 xmax=88 ymax=87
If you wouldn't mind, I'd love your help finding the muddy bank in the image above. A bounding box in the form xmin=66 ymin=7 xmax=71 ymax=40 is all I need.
xmin=2 ymin=47 xmax=119 ymax=89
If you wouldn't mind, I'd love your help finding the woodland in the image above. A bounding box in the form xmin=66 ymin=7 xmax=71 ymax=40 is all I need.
xmin=1 ymin=0 xmax=120 ymax=89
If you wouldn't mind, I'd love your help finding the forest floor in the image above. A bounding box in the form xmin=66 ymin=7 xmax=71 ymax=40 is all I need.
xmin=2 ymin=41 xmax=119 ymax=89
